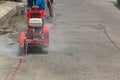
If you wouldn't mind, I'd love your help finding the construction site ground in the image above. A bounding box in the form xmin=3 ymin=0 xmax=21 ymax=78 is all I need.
xmin=2 ymin=0 xmax=120 ymax=80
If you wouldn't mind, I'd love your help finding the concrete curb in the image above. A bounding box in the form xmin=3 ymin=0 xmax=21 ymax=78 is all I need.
xmin=0 ymin=1 xmax=18 ymax=28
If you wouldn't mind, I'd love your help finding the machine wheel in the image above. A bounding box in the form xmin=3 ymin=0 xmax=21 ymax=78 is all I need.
xmin=19 ymin=32 xmax=25 ymax=55
xmin=43 ymin=25 xmax=49 ymax=47
xmin=19 ymin=47 xmax=25 ymax=56
xmin=117 ymin=0 xmax=120 ymax=5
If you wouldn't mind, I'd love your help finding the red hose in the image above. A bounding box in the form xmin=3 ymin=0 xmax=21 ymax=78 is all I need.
xmin=10 ymin=56 xmax=25 ymax=80
xmin=9 ymin=42 xmax=28 ymax=80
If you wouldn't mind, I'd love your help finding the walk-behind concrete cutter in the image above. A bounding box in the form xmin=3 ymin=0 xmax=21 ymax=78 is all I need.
xmin=19 ymin=9 xmax=49 ymax=54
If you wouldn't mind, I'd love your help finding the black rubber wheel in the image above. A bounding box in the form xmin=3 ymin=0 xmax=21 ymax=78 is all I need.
xmin=19 ymin=47 xmax=25 ymax=56
xmin=117 ymin=0 xmax=120 ymax=5
xmin=18 ymin=0 xmax=22 ymax=2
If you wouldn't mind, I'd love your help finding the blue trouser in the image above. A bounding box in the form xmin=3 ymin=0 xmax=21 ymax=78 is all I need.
xmin=28 ymin=0 xmax=45 ymax=10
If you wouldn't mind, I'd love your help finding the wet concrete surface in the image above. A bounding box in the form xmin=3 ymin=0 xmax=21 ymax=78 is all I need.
xmin=1 ymin=0 xmax=120 ymax=80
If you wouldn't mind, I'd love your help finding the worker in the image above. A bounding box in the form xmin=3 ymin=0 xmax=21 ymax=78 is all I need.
xmin=27 ymin=0 xmax=45 ymax=10
xmin=47 ymin=0 xmax=54 ymax=17
xmin=27 ymin=0 xmax=54 ymax=18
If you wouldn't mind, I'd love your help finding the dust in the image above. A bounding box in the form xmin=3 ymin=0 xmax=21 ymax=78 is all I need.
xmin=0 ymin=35 xmax=21 ymax=58
xmin=46 ymin=23 xmax=67 ymax=52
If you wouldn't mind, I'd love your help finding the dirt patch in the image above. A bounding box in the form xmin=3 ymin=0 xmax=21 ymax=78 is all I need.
xmin=0 ymin=14 xmax=27 ymax=41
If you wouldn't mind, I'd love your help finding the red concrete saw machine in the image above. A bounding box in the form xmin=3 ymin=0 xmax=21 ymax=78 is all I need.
xmin=19 ymin=9 xmax=49 ymax=54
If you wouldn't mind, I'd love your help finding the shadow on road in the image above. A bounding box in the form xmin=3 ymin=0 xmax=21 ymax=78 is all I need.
xmin=27 ymin=47 xmax=48 ymax=54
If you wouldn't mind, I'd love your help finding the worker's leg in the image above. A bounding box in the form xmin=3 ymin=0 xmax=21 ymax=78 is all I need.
xmin=47 ymin=0 xmax=54 ymax=17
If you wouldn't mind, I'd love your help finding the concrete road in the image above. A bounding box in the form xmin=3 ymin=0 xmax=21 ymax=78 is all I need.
xmin=1 ymin=0 xmax=120 ymax=80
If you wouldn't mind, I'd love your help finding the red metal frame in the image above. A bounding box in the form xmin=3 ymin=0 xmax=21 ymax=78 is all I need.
xmin=27 ymin=10 xmax=46 ymax=18
xmin=26 ymin=10 xmax=46 ymax=28
xmin=19 ymin=10 xmax=49 ymax=49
